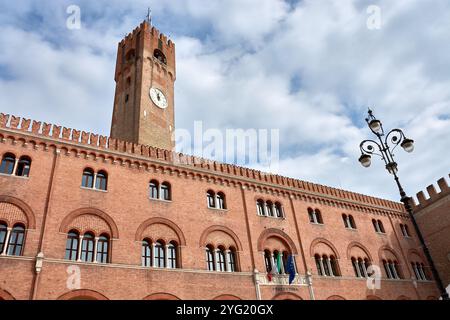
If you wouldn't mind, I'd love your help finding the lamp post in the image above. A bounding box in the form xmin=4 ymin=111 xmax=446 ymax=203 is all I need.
xmin=358 ymin=109 xmax=449 ymax=300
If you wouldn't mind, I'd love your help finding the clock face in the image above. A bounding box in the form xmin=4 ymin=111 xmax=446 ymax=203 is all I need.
xmin=149 ymin=87 xmax=168 ymax=109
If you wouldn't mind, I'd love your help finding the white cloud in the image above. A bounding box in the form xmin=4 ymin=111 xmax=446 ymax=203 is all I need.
xmin=0 ymin=0 xmax=449 ymax=202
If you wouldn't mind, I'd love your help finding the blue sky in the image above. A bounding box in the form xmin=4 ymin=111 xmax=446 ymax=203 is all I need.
xmin=1 ymin=0 xmax=449 ymax=203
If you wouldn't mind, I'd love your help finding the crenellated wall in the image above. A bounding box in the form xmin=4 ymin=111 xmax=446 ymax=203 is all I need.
xmin=412 ymin=175 xmax=450 ymax=289
xmin=412 ymin=175 xmax=450 ymax=211
xmin=0 ymin=112 xmax=440 ymax=300
xmin=0 ymin=113 xmax=405 ymax=214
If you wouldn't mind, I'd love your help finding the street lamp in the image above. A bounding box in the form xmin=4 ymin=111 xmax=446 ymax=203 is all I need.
xmin=358 ymin=109 xmax=449 ymax=300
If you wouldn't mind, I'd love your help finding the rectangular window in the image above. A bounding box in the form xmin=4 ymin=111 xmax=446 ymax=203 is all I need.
xmin=168 ymin=246 xmax=176 ymax=269
xmin=155 ymin=245 xmax=165 ymax=268
xmin=81 ymin=238 xmax=94 ymax=262
xmin=315 ymin=258 xmax=323 ymax=276
xmin=206 ymin=249 xmax=215 ymax=271
xmin=142 ymin=243 xmax=151 ymax=267
xmin=207 ymin=194 xmax=215 ymax=208
xmin=216 ymin=251 xmax=226 ymax=272
xmin=150 ymin=183 xmax=158 ymax=199
xmin=264 ymin=253 xmax=272 ymax=273
xmin=96 ymin=240 xmax=109 ymax=263
xmin=227 ymin=252 xmax=236 ymax=272
xmin=82 ymin=174 xmax=94 ymax=189
xmin=65 ymin=237 xmax=78 ymax=261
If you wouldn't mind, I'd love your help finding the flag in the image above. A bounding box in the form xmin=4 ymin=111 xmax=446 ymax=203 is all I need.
xmin=267 ymin=261 xmax=275 ymax=282
xmin=276 ymin=252 xmax=282 ymax=274
xmin=286 ymin=255 xmax=296 ymax=285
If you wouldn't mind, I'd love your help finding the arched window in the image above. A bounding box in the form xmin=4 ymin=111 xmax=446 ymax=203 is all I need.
xmin=264 ymin=250 xmax=272 ymax=272
xmin=330 ymin=255 xmax=340 ymax=276
xmin=0 ymin=222 xmax=8 ymax=254
xmin=378 ymin=220 xmax=385 ymax=233
xmin=275 ymin=202 xmax=283 ymax=218
xmin=351 ymin=257 xmax=360 ymax=277
xmin=352 ymin=257 xmax=369 ymax=278
xmin=315 ymin=254 xmax=339 ymax=277
xmin=412 ymin=262 xmax=420 ymax=280
xmin=364 ymin=258 xmax=371 ymax=275
xmin=358 ymin=258 xmax=367 ymax=277
xmin=372 ymin=219 xmax=378 ymax=232
xmin=282 ymin=251 xmax=289 ymax=274
xmin=161 ymin=182 xmax=171 ymax=201
xmin=344 ymin=214 xmax=356 ymax=229
xmin=216 ymin=247 xmax=226 ymax=272
xmin=400 ymin=224 xmax=406 ymax=236
xmin=419 ymin=263 xmax=428 ymax=280
xmin=257 ymin=200 xmax=265 ymax=216
xmin=273 ymin=250 xmax=281 ymax=273
xmin=207 ymin=190 xmax=215 ymax=208
xmin=401 ymin=224 xmax=411 ymax=237
xmin=149 ymin=180 xmax=159 ymax=199
xmin=315 ymin=254 xmax=323 ymax=276
xmin=206 ymin=245 xmax=215 ymax=271
xmin=308 ymin=208 xmax=316 ymax=223
xmin=392 ymin=261 xmax=401 ymax=279
xmin=309 ymin=208 xmax=323 ymax=224
xmin=154 ymin=49 xmax=167 ymax=64
xmin=216 ymin=192 xmax=226 ymax=210
xmin=373 ymin=219 xmax=385 ymax=233
xmin=82 ymin=168 xmax=95 ymax=188
xmin=382 ymin=259 xmax=391 ymax=278
xmin=167 ymin=242 xmax=177 ymax=269
xmin=16 ymin=156 xmax=31 ymax=177
xmin=96 ymin=234 xmax=109 ymax=263
xmin=322 ymin=254 xmax=331 ymax=276
xmin=0 ymin=153 xmax=15 ymax=175
xmin=142 ymin=239 xmax=152 ymax=267
xmin=411 ymin=262 xmax=428 ymax=281
xmin=80 ymin=233 xmax=95 ymax=262
xmin=95 ymin=171 xmax=108 ymax=191
xmin=383 ymin=259 xmax=401 ymax=279
xmin=227 ymin=248 xmax=236 ymax=272
xmin=349 ymin=215 xmax=356 ymax=229
xmin=65 ymin=230 xmax=79 ymax=261
xmin=7 ymin=224 xmax=25 ymax=256
xmin=266 ymin=201 xmax=274 ymax=217
xmin=342 ymin=214 xmax=348 ymax=228
xmin=154 ymin=241 xmax=165 ymax=268
xmin=404 ymin=225 xmax=411 ymax=237
xmin=316 ymin=210 xmax=323 ymax=224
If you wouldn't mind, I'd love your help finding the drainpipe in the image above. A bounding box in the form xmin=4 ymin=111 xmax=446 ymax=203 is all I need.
xmin=30 ymin=147 xmax=60 ymax=300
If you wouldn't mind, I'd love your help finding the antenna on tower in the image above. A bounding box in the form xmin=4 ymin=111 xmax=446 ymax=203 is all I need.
xmin=146 ymin=7 xmax=152 ymax=26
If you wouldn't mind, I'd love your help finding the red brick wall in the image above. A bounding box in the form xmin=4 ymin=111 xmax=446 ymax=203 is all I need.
xmin=413 ymin=176 xmax=450 ymax=292
xmin=0 ymin=128 xmax=440 ymax=300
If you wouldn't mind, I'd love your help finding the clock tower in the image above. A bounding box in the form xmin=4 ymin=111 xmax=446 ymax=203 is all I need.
xmin=110 ymin=21 xmax=176 ymax=150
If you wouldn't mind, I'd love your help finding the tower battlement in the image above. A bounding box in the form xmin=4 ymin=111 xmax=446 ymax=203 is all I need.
xmin=111 ymin=21 xmax=176 ymax=150
xmin=118 ymin=22 xmax=174 ymax=48
xmin=412 ymin=175 xmax=450 ymax=210
xmin=115 ymin=21 xmax=175 ymax=81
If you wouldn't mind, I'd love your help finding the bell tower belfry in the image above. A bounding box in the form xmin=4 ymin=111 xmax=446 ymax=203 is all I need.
xmin=110 ymin=21 xmax=176 ymax=150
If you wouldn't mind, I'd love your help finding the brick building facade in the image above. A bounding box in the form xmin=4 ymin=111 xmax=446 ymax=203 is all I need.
xmin=0 ymin=21 xmax=441 ymax=300
xmin=412 ymin=176 xmax=450 ymax=295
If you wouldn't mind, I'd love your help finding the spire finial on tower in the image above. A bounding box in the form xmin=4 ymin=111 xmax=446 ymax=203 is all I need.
xmin=146 ymin=7 xmax=152 ymax=26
